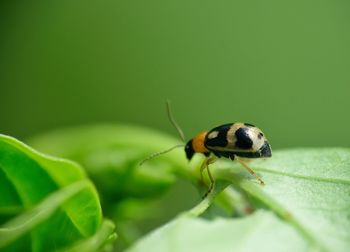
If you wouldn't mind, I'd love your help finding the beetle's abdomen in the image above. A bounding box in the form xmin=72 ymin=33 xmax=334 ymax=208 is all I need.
xmin=204 ymin=122 xmax=272 ymax=159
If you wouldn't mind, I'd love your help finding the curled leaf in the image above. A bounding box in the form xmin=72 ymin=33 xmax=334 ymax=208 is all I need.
xmin=0 ymin=134 xmax=116 ymax=251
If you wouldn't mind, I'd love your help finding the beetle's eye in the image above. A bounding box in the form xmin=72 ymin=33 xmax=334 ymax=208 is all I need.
xmin=258 ymin=132 xmax=264 ymax=139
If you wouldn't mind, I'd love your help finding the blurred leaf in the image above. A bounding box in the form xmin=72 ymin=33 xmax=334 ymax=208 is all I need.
xmin=28 ymin=124 xmax=189 ymax=201
xmin=126 ymin=148 xmax=350 ymax=252
xmin=126 ymin=210 xmax=308 ymax=252
xmin=28 ymin=124 xmax=193 ymax=249
xmin=60 ymin=219 xmax=117 ymax=252
xmin=0 ymin=134 xmax=116 ymax=252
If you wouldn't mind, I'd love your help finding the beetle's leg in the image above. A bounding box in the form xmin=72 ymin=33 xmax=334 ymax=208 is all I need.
xmin=200 ymin=156 xmax=216 ymax=186
xmin=200 ymin=158 xmax=209 ymax=187
xmin=236 ymin=157 xmax=265 ymax=185
xmin=202 ymin=156 xmax=217 ymax=198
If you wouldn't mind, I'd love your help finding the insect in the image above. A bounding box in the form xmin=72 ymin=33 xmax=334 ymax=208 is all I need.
xmin=140 ymin=100 xmax=272 ymax=198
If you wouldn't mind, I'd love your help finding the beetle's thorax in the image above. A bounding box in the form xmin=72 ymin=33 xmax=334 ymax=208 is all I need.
xmin=192 ymin=131 xmax=209 ymax=154
xmin=185 ymin=131 xmax=209 ymax=160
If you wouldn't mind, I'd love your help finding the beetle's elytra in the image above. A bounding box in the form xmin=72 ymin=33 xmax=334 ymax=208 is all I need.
xmin=185 ymin=122 xmax=272 ymax=161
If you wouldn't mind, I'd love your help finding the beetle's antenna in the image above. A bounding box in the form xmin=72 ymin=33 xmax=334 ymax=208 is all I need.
xmin=166 ymin=99 xmax=186 ymax=142
xmin=139 ymin=144 xmax=184 ymax=166
xmin=139 ymin=100 xmax=186 ymax=166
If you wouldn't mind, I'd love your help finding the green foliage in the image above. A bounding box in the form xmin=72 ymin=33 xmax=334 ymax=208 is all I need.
xmin=31 ymin=125 xmax=350 ymax=251
xmin=28 ymin=124 xmax=193 ymax=248
xmin=28 ymin=124 xmax=189 ymax=201
xmin=127 ymin=210 xmax=308 ymax=252
xmin=126 ymin=148 xmax=350 ymax=252
xmin=0 ymin=134 xmax=116 ymax=252
xmin=2 ymin=125 xmax=350 ymax=252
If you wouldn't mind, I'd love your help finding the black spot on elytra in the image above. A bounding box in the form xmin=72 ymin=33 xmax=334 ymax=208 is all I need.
xmin=235 ymin=127 xmax=253 ymax=149
xmin=258 ymin=132 xmax=264 ymax=139
xmin=244 ymin=123 xmax=255 ymax=127
xmin=204 ymin=124 xmax=231 ymax=147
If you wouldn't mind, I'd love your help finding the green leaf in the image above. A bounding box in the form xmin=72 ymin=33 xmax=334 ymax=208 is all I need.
xmin=60 ymin=219 xmax=117 ymax=252
xmin=0 ymin=180 xmax=91 ymax=247
xmin=127 ymin=148 xmax=350 ymax=252
xmin=29 ymin=125 xmax=350 ymax=251
xmin=0 ymin=134 xmax=116 ymax=252
xmin=28 ymin=124 xmax=188 ymax=200
xmin=126 ymin=210 xmax=309 ymax=252
xmin=28 ymin=124 xmax=190 ymax=249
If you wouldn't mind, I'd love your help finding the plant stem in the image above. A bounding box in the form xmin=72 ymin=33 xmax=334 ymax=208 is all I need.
xmin=186 ymin=188 xmax=217 ymax=217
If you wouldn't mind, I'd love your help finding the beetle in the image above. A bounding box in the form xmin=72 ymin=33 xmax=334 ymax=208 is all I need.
xmin=140 ymin=101 xmax=272 ymax=198
xmin=184 ymin=122 xmax=272 ymax=197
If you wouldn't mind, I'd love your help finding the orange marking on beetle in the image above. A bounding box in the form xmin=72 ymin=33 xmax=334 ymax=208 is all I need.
xmin=192 ymin=131 xmax=209 ymax=154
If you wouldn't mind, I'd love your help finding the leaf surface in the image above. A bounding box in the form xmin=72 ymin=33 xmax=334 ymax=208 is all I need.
xmin=29 ymin=126 xmax=350 ymax=251
xmin=128 ymin=148 xmax=350 ymax=252
xmin=28 ymin=124 xmax=188 ymax=200
xmin=127 ymin=210 xmax=309 ymax=252
xmin=0 ymin=134 xmax=115 ymax=252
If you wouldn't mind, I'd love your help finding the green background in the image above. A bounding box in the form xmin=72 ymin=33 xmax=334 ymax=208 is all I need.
xmin=1 ymin=0 xmax=349 ymax=148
